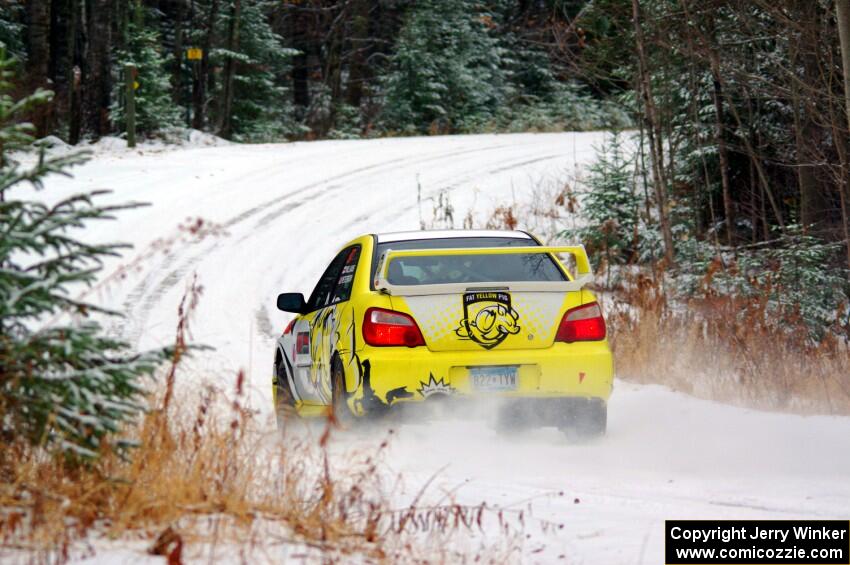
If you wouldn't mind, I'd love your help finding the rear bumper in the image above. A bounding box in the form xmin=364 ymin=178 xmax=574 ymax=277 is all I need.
xmin=349 ymin=340 xmax=614 ymax=415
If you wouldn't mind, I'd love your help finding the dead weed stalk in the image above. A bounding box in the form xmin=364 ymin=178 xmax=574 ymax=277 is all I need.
xmin=1 ymin=277 xmax=525 ymax=564
xmin=607 ymin=270 xmax=850 ymax=414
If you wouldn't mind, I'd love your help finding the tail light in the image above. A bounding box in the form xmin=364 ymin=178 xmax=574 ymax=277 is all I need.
xmin=293 ymin=331 xmax=310 ymax=361
xmin=556 ymin=302 xmax=606 ymax=343
xmin=295 ymin=332 xmax=310 ymax=354
xmin=363 ymin=307 xmax=426 ymax=347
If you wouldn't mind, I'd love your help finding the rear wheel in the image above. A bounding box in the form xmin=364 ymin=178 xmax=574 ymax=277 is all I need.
xmin=495 ymin=402 xmax=533 ymax=436
xmin=331 ymin=356 xmax=356 ymax=426
xmin=274 ymin=357 xmax=296 ymax=432
xmin=562 ymin=400 xmax=607 ymax=440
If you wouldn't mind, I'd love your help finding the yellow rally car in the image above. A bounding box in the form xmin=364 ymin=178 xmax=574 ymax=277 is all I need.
xmin=273 ymin=230 xmax=613 ymax=437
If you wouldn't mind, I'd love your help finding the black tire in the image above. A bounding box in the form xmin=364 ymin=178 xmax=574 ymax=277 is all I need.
xmin=274 ymin=356 xmax=296 ymax=432
xmin=563 ymin=400 xmax=607 ymax=440
xmin=331 ymin=356 xmax=356 ymax=426
xmin=494 ymin=402 xmax=533 ymax=436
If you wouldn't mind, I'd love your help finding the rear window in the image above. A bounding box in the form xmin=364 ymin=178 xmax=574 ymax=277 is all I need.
xmin=372 ymin=237 xmax=567 ymax=287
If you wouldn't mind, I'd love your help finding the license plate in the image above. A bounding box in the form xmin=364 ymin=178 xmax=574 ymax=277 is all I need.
xmin=470 ymin=366 xmax=518 ymax=391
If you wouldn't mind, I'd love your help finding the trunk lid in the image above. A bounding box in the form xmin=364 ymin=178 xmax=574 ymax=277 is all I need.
xmin=374 ymin=246 xmax=593 ymax=352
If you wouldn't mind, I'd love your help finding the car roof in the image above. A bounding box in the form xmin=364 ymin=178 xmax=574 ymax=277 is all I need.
xmin=375 ymin=229 xmax=534 ymax=244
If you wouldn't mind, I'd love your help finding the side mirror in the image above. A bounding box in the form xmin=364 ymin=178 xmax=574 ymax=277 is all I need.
xmin=277 ymin=292 xmax=306 ymax=314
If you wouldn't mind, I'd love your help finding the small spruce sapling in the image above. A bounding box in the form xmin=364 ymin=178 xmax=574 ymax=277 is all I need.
xmin=0 ymin=51 xmax=168 ymax=459
xmin=562 ymin=132 xmax=641 ymax=284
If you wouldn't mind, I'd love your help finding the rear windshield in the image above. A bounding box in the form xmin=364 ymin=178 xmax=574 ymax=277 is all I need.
xmin=372 ymin=236 xmax=567 ymax=287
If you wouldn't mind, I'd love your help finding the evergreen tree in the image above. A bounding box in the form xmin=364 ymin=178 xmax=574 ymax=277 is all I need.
xmin=223 ymin=0 xmax=299 ymax=141
xmin=381 ymin=0 xmax=507 ymax=133
xmin=485 ymin=0 xmax=554 ymax=106
xmin=563 ymin=133 xmax=642 ymax=269
xmin=0 ymin=52 xmax=168 ymax=458
xmin=112 ymin=5 xmax=180 ymax=136
xmin=0 ymin=4 xmax=24 ymax=60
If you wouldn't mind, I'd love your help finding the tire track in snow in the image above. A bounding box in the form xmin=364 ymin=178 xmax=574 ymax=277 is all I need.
xmin=117 ymin=141 xmax=522 ymax=344
xmin=243 ymin=142 xmax=519 ymax=233
xmin=115 ymin=153 xmax=437 ymax=342
xmin=249 ymin=151 xmax=573 ymax=342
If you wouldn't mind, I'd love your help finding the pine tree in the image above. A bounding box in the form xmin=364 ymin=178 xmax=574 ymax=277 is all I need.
xmin=0 ymin=52 xmax=168 ymax=459
xmin=563 ymin=133 xmax=642 ymax=270
xmin=381 ymin=0 xmax=506 ymax=133
xmin=486 ymin=1 xmax=553 ymax=105
xmin=213 ymin=0 xmax=298 ymax=141
xmin=0 ymin=4 xmax=24 ymax=60
xmin=112 ymin=4 xmax=180 ymax=137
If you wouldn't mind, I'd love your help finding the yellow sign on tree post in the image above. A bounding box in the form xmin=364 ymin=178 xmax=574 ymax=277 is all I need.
xmin=186 ymin=48 xmax=203 ymax=61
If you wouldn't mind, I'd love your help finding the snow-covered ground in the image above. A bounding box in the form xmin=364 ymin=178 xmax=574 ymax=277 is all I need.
xmin=33 ymin=133 xmax=850 ymax=564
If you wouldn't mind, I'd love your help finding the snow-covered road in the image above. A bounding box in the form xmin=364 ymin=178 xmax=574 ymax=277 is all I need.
xmin=39 ymin=133 xmax=850 ymax=564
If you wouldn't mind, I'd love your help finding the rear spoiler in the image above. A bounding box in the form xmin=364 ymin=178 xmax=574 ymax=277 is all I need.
xmin=374 ymin=245 xmax=594 ymax=297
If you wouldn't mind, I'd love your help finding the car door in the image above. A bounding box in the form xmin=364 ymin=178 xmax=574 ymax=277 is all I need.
xmin=291 ymin=246 xmax=361 ymax=404
xmin=316 ymin=246 xmax=362 ymax=397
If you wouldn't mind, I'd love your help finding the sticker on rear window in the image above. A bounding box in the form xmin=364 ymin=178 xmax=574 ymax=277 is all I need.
xmin=455 ymin=292 xmax=521 ymax=349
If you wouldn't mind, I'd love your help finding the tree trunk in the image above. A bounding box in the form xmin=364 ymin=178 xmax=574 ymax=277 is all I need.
xmin=320 ymin=3 xmax=350 ymax=135
xmin=795 ymin=2 xmax=828 ymax=233
xmin=172 ymin=0 xmax=187 ymax=105
xmin=835 ymin=0 xmax=850 ymax=268
xmin=830 ymin=117 xmax=850 ymax=272
xmin=83 ymin=0 xmax=112 ymax=138
xmin=26 ymin=1 xmax=51 ymax=82
xmin=746 ymin=94 xmax=759 ymax=244
xmin=192 ymin=0 xmax=220 ymax=130
xmin=48 ymin=0 xmax=66 ymax=82
xmin=709 ymin=57 xmax=735 ymax=248
xmin=837 ymin=1 xmax=850 ymax=134
xmin=218 ymin=0 xmax=241 ymax=139
xmin=68 ymin=0 xmax=82 ymax=145
xmin=345 ymin=0 xmax=371 ymax=109
xmin=286 ymin=4 xmax=315 ymax=112
xmin=631 ymin=0 xmax=675 ymax=265
xmin=125 ymin=63 xmax=136 ymax=148
xmin=714 ymin=77 xmax=786 ymax=234
xmin=794 ymin=108 xmax=823 ymax=231
xmin=26 ymin=0 xmax=52 ymax=136
xmin=679 ymin=0 xmax=717 ymax=250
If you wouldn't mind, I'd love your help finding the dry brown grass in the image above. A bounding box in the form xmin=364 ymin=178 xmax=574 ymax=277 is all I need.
xmin=606 ymin=270 xmax=850 ymax=415
xmin=0 ymin=383 xmax=527 ymax=563
xmin=478 ymin=179 xmax=850 ymax=415
xmin=1 ymin=389 xmax=529 ymax=563
xmin=1 ymin=276 xmax=526 ymax=564
xmin=480 ymin=177 xmax=580 ymax=241
xmin=1 ymin=391 xmax=376 ymax=562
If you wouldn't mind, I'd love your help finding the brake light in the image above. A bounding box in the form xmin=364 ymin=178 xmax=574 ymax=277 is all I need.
xmin=282 ymin=319 xmax=296 ymax=335
xmin=363 ymin=307 xmax=426 ymax=347
xmin=293 ymin=332 xmax=309 ymax=361
xmin=296 ymin=332 xmax=310 ymax=354
xmin=556 ymin=302 xmax=606 ymax=343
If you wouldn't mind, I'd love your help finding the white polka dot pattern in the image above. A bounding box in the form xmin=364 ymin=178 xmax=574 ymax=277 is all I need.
xmin=402 ymin=292 xmax=566 ymax=350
